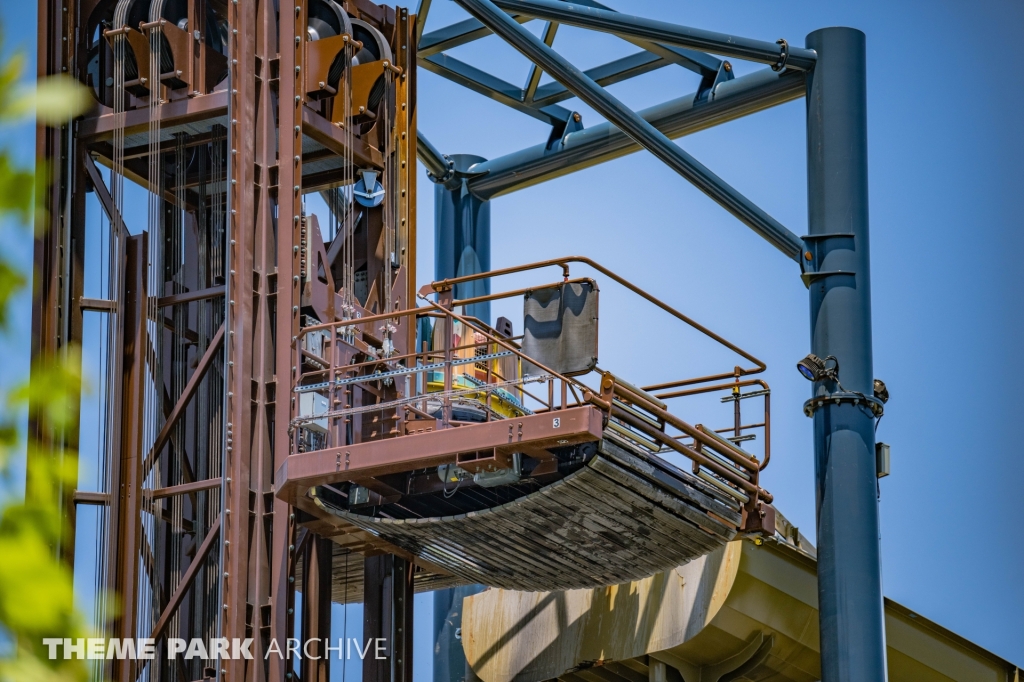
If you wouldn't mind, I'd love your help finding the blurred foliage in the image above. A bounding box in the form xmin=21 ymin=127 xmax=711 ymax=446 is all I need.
xmin=0 ymin=23 xmax=93 ymax=682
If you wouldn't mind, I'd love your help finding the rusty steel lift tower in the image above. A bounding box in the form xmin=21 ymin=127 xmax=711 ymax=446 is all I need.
xmin=31 ymin=0 xmax=886 ymax=679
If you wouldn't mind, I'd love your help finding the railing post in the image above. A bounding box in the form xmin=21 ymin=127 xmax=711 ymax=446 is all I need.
xmin=805 ymin=27 xmax=887 ymax=682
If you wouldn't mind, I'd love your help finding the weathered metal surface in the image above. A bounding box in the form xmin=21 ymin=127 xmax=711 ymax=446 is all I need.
xmin=460 ymin=531 xmax=1022 ymax=682
xmin=276 ymin=405 xmax=606 ymax=500
xmin=311 ymin=438 xmax=739 ymax=592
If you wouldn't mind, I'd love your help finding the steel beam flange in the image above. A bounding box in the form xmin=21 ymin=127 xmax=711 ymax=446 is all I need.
xmin=802 ymin=392 xmax=884 ymax=418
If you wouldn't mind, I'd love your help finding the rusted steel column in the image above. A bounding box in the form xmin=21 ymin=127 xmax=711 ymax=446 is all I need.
xmin=300 ymin=535 xmax=333 ymax=682
xmin=274 ymin=1 xmax=306 ymax=682
xmin=221 ymin=0 xmax=265 ymax=677
xmin=363 ymin=554 xmax=414 ymax=682
xmin=112 ymin=233 xmax=147 ymax=682
xmin=30 ymin=0 xmax=80 ymax=569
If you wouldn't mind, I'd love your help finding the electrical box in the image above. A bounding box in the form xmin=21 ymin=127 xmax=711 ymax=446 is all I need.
xmin=299 ymin=392 xmax=330 ymax=434
xmin=876 ymin=442 xmax=890 ymax=478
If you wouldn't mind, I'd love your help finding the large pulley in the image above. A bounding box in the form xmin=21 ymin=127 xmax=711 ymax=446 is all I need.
xmin=98 ymin=0 xmax=228 ymax=101
xmin=304 ymin=0 xmax=353 ymax=99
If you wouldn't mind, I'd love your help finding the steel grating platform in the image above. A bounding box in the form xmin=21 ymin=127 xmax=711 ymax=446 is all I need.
xmin=310 ymin=439 xmax=743 ymax=592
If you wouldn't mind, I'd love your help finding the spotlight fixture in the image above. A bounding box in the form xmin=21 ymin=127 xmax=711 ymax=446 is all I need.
xmin=873 ymin=379 xmax=889 ymax=404
xmin=796 ymin=353 xmax=838 ymax=382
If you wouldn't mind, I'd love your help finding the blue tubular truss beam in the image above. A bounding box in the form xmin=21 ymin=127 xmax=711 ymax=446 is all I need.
xmin=455 ymin=0 xmax=805 ymax=261
xmin=466 ymin=68 xmax=804 ymax=200
xmin=524 ymin=20 xmax=559 ymax=102
xmin=418 ymin=31 xmax=697 ymax=121
xmin=490 ymin=0 xmax=818 ymax=71
xmin=416 ymin=130 xmax=453 ymax=181
xmin=418 ymin=14 xmax=532 ymax=57
xmin=420 ymin=52 xmax=574 ymax=125
xmin=530 ymin=50 xmax=669 ymax=106
xmin=562 ymin=0 xmax=723 ymax=76
xmin=416 ymin=0 xmax=726 ymax=123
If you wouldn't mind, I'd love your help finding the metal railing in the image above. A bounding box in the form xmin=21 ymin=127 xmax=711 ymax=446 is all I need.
xmin=290 ymin=255 xmax=774 ymax=511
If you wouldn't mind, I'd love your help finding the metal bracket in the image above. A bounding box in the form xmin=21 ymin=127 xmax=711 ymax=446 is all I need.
xmin=696 ymin=59 xmax=734 ymax=103
xmin=799 ymin=232 xmax=857 ymax=286
xmin=772 ymin=38 xmax=790 ymax=72
xmin=545 ymin=110 xmax=584 ymax=150
xmin=803 ymin=391 xmax=884 ymax=418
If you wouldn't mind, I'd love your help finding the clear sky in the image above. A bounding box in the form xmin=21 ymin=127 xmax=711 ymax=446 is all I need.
xmin=1 ymin=0 xmax=1021 ymax=675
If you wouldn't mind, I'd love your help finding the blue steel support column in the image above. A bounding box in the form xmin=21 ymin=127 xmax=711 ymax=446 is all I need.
xmin=431 ymin=153 xmax=490 ymax=682
xmin=805 ymin=27 xmax=887 ymax=681
xmin=434 ymin=154 xmax=492 ymax=323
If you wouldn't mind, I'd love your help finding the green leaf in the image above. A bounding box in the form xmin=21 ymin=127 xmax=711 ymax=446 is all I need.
xmin=0 ymin=260 xmax=28 ymax=331
xmin=8 ymin=76 xmax=92 ymax=125
xmin=0 ymin=155 xmax=35 ymax=223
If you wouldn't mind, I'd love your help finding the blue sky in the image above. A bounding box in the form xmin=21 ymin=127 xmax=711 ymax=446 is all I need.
xmin=1 ymin=0 xmax=1022 ymax=675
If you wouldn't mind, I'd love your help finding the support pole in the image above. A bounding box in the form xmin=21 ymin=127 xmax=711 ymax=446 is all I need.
xmin=363 ymin=554 xmax=414 ymax=682
xmin=300 ymin=535 xmax=333 ymax=682
xmin=804 ymin=27 xmax=887 ymax=682
xmin=433 ymin=154 xmax=492 ymax=323
xmin=434 ymin=585 xmax=485 ymax=682
xmin=430 ymin=152 xmax=490 ymax=681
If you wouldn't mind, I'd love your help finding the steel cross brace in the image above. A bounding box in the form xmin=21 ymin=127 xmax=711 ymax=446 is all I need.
xmin=491 ymin=0 xmax=817 ymax=71
xmin=454 ymin=0 xmax=805 ymax=261
xmin=416 ymin=0 xmax=727 ymax=127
